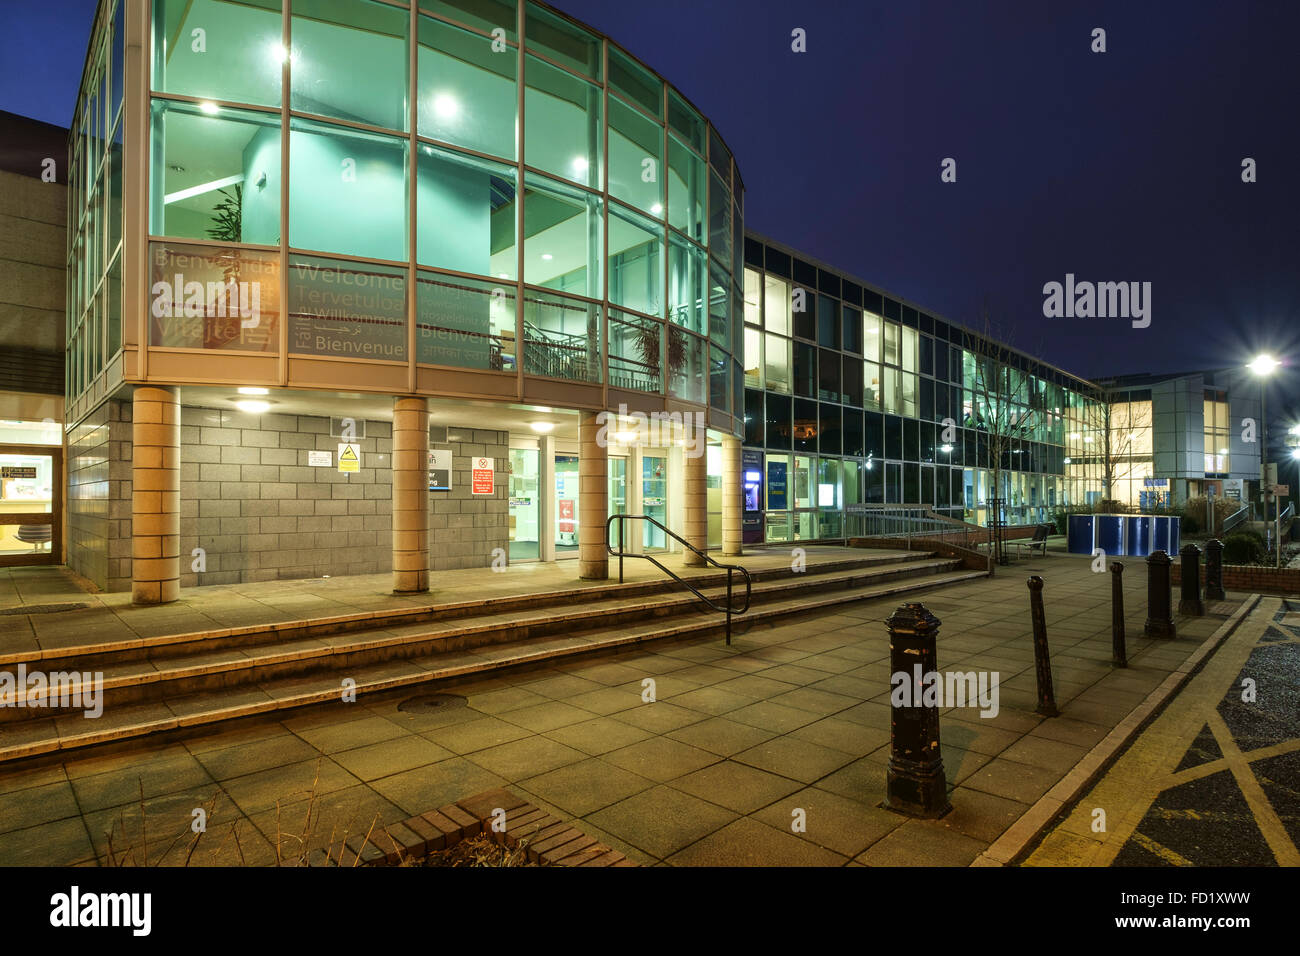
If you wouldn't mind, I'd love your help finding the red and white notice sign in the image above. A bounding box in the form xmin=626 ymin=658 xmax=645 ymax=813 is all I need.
xmin=472 ymin=457 xmax=494 ymax=495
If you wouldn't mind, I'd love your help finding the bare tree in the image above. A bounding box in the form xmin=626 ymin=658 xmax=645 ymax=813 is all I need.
xmin=961 ymin=301 xmax=1047 ymax=563
xmin=1091 ymin=389 xmax=1152 ymax=510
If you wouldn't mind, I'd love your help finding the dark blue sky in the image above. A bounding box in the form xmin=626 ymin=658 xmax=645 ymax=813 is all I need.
xmin=3 ymin=0 xmax=1297 ymax=424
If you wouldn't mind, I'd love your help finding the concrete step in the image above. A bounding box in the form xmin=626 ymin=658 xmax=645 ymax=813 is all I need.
xmin=0 ymin=565 xmax=985 ymax=764
xmin=2 ymin=557 xmax=962 ymax=716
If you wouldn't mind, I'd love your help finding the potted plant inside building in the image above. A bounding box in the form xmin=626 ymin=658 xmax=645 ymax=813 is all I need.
xmin=205 ymin=185 xmax=244 ymax=350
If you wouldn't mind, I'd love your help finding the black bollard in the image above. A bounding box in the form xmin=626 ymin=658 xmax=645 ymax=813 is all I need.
xmin=884 ymin=603 xmax=951 ymax=818
xmin=1204 ymin=538 xmax=1226 ymax=601
xmin=1179 ymin=543 xmax=1205 ymax=616
xmin=1144 ymin=550 xmax=1177 ymax=639
xmin=1027 ymin=576 xmax=1059 ymax=717
xmin=1110 ymin=561 xmax=1127 ymax=668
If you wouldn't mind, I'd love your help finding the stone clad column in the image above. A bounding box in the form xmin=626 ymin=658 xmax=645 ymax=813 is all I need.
xmin=132 ymin=386 xmax=180 ymax=605
xmin=392 ymin=397 xmax=429 ymax=593
xmin=722 ymin=435 xmax=742 ymax=557
xmin=682 ymin=419 xmax=708 ymax=567
xmin=578 ymin=410 xmax=608 ymax=579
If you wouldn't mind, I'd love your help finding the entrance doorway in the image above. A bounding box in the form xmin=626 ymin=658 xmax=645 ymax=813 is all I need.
xmin=642 ymin=453 xmax=668 ymax=550
xmin=508 ymin=448 xmax=539 ymax=561
xmin=0 ymin=445 xmax=62 ymax=568
xmin=555 ymin=454 xmax=580 ymax=556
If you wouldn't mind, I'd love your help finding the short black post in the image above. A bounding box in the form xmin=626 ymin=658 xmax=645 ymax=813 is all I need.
xmin=1179 ymin=543 xmax=1205 ymax=616
xmin=1144 ymin=549 xmax=1177 ymax=639
xmin=884 ymin=603 xmax=951 ymax=818
xmin=1027 ymin=576 xmax=1059 ymax=717
xmin=1204 ymin=538 xmax=1226 ymax=601
xmin=1110 ymin=561 xmax=1127 ymax=668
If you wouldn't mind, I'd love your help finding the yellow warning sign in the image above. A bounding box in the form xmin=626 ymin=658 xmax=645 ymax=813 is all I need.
xmin=338 ymin=442 xmax=360 ymax=474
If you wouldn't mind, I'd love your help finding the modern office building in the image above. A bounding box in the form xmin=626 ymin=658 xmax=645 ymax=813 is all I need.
xmin=37 ymin=0 xmax=1274 ymax=602
xmin=0 ymin=111 xmax=67 ymax=568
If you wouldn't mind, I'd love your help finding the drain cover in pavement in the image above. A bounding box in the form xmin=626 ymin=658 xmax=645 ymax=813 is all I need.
xmin=398 ymin=693 xmax=468 ymax=714
xmin=0 ymin=603 xmax=89 ymax=616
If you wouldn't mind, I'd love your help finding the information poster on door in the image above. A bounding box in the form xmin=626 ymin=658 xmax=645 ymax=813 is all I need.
xmin=558 ymin=499 xmax=575 ymax=533
xmin=768 ymin=461 xmax=788 ymax=511
xmin=471 ymin=457 xmax=494 ymax=495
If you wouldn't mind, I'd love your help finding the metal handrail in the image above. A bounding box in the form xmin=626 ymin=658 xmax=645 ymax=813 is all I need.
xmin=1222 ymin=505 xmax=1250 ymax=534
xmin=605 ymin=513 xmax=752 ymax=646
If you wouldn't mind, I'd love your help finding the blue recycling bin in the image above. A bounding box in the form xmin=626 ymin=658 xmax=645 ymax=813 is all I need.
xmin=1124 ymin=516 xmax=1152 ymax=557
xmin=1095 ymin=515 xmax=1125 ymax=557
xmin=1067 ymin=515 xmax=1095 ymax=554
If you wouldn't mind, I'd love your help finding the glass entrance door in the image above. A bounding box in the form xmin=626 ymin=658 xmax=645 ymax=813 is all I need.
xmin=0 ymin=446 xmax=61 ymax=568
xmin=642 ymin=454 xmax=667 ymax=550
xmin=555 ymin=454 xmax=580 ymax=556
xmin=508 ymin=448 xmax=539 ymax=561
xmin=608 ymin=456 xmax=627 ymax=549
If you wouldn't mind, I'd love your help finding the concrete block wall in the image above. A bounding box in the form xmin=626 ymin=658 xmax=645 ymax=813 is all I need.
xmin=429 ymin=425 xmax=509 ymax=572
xmin=179 ymin=408 xmax=394 ymax=586
xmin=65 ymin=398 xmax=132 ymax=591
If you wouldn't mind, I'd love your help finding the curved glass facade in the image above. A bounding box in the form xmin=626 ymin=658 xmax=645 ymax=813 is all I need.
xmin=131 ymin=0 xmax=744 ymax=430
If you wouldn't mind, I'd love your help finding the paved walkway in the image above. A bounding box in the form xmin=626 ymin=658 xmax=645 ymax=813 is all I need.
xmin=1024 ymin=595 xmax=1300 ymax=866
xmin=0 ymin=550 xmax=1245 ymax=866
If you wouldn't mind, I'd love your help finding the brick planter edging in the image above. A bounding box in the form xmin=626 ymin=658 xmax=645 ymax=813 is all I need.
xmin=326 ymin=787 xmax=636 ymax=867
xmin=1171 ymin=560 xmax=1300 ymax=596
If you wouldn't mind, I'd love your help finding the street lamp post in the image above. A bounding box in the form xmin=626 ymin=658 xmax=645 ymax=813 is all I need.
xmin=1248 ymin=355 xmax=1281 ymax=567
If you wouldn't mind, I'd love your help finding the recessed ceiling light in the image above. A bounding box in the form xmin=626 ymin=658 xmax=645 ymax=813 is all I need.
xmin=235 ymin=400 xmax=270 ymax=414
xmin=433 ymin=93 xmax=459 ymax=119
xmin=529 ymin=422 xmax=554 ymax=433
xmin=571 ymin=157 xmax=589 ymax=174
xmin=238 ymin=386 xmax=269 ymax=395
xmin=541 ymin=254 xmax=553 ymax=261
xmin=198 ymin=101 xmax=220 ymax=115
xmin=651 ymin=202 xmax=663 ymax=215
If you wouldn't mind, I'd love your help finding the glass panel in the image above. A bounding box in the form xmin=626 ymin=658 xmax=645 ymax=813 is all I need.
xmin=743 ymin=327 xmax=762 ymax=388
xmin=287 ymin=254 xmax=406 ymax=360
xmin=107 ymin=254 xmax=122 ymax=355
xmin=667 ymin=233 xmax=706 ymax=334
xmin=525 ymin=2 xmax=601 ymax=80
xmin=764 ymin=333 xmax=790 ymax=394
xmin=148 ymin=241 xmax=280 ymax=350
xmin=843 ymin=305 xmax=861 ymax=354
xmin=667 ymin=327 xmax=705 ymax=403
xmin=818 ymin=348 xmax=841 ymax=403
xmin=608 ymin=98 xmax=662 ymax=215
xmin=416 ymin=272 xmax=514 ymax=370
xmin=417 ymin=144 xmax=517 ymax=278
xmin=609 ymin=45 xmax=661 ymax=118
xmin=289 ymin=117 xmax=408 ymax=261
xmin=763 ymin=274 xmax=790 ymax=336
xmin=710 ymin=344 xmax=728 ymax=411
xmin=667 ymin=135 xmax=705 ymax=242
xmin=667 ymin=87 xmax=705 ymax=154
xmin=817 ymin=294 xmax=839 ymax=348
xmin=793 ymin=400 xmax=817 ymax=453
xmin=523 ymin=172 xmax=602 ymax=298
xmin=743 ymin=268 xmax=761 ymax=326
xmin=608 ymin=203 xmax=663 ymax=316
xmin=522 ymin=290 xmax=600 ymax=382
xmin=291 ymin=0 xmax=409 ymax=132
xmin=149 ymin=100 xmax=281 ymax=245
xmin=418 ymin=15 xmax=518 ymax=160
xmin=608 ymin=456 xmax=628 ymax=547
xmin=555 ymin=453 xmax=580 ymax=552
xmin=642 ymin=454 xmax=668 ymax=549
xmin=524 ymin=55 xmax=602 ymax=188
xmin=794 ymin=341 xmax=815 ymax=398
xmin=152 ymin=0 xmax=282 ymax=108
xmin=107 ymin=137 xmax=122 ymax=258
xmin=508 ymin=447 xmax=539 ymax=560
xmin=707 ymin=262 xmax=729 ymax=346
xmin=426 ymin=0 xmax=518 ymax=43
xmin=707 ymin=169 xmax=731 ymax=266
xmin=864 ymin=362 xmax=881 ymax=409
xmin=0 ymin=453 xmax=55 ymax=557
xmin=608 ymin=310 xmax=661 ymax=393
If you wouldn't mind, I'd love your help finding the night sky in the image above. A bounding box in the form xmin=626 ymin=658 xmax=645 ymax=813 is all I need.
xmin=3 ymin=0 xmax=1297 ymax=428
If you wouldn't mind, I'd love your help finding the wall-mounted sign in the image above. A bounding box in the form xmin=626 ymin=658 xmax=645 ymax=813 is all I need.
xmin=643 ymin=496 xmax=665 ymax=506
xmin=1 ymin=466 xmax=37 ymax=479
xmin=472 ymin=457 xmax=494 ymax=495
xmin=337 ymin=442 xmax=361 ymax=474
xmin=307 ymin=450 xmax=332 ymax=468
xmin=428 ymin=449 xmax=452 ymax=491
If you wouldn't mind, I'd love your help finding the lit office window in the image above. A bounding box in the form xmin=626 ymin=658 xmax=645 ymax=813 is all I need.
xmin=743 ymin=327 xmax=762 ymax=388
xmin=523 ymin=172 xmax=602 ymax=299
xmin=608 ymin=203 xmax=664 ymax=317
xmin=524 ymin=56 xmax=602 ymax=189
xmin=418 ymin=16 xmax=518 ymax=160
xmin=152 ymin=0 xmax=283 ymax=109
xmin=417 ymin=144 xmax=516 ymax=279
xmin=667 ymin=233 xmax=707 ymax=334
xmin=289 ymin=117 xmax=408 ymax=262
xmin=764 ymin=334 xmax=790 ymax=395
xmin=667 ymin=135 xmax=706 ymax=242
xmin=150 ymin=100 xmax=281 ymax=246
xmin=763 ymin=274 xmax=791 ymax=336
xmin=291 ymin=0 xmax=409 ymax=132
xmin=608 ymin=98 xmax=662 ymax=215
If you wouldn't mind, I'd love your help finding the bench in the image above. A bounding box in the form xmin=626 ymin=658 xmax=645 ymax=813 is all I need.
xmin=1013 ymin=523 xmax=1052 ymax=558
